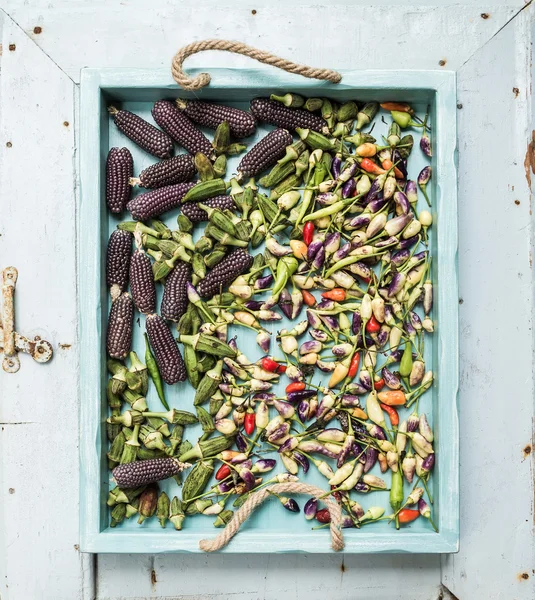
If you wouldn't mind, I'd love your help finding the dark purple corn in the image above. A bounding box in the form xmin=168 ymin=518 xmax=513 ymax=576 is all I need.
xmin=181 ymin=195 xmax=236 ymax=223
xmin=134 ymin=155 xmax=195 ymax=189
xmin=250 ymin=98 xmax=328 ymax=133
xmin=106 ymin=230 xmax=132 ymax=300
xmin=161 ymin=262 xmax=191 ymax=322
xmin=108 ymin=106 xmax=174 ymax=159
xmin=127 ymin=182 xmax=195 ymax=221
xmin=146 ymin=313 xmax=187 ymax=384
xmin=106 ymin=293 xmax=134 ymax=359
xmin=177 ymin=99 xmax=257 ymax=139
xmin=237 ymin=128 xmax=293 ymax=178
xmin=113 ymin=457 xmax=185 ymax=487
xmin=130 ymin=250 xmax=156 ymax=314
xmin=152 ymin=100 xmax=213 ymax=158
xmin=106 ymin=147 xmax=133 ymax=213
xmin=197 ymin=249 xmax=254 ymax=298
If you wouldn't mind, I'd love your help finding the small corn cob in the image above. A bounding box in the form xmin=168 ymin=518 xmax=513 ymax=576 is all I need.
xmin=127 ymin=182 xmax=195 ymax=221
xmin=131 ymin=155 xmax=196 ymax=189
xmin=108 ymin=106 xmax=174 ymax=159
xmin=161 ymin=262 xmax=191 ymax=322
xmin=106 ymin=230 xmax=132 ymax=301
xmin=112 ymin=457 xmax=190 ymax=487
xmin=152 ymin=100 xmax=213 ymax=159
xmin=146 ymin=313 xmax=187 ymax=384
xmin=106 ymin=147 xmax=133 ymax=213
xmin=237 ymin=128 xmax=293 ymax=179
xmin=250 ymin=98 xmax=328 ymax=134
xmin=107 ymin=293 xmax=134 ymax=359
xmin=176 ymin=99 xmax=256 ymax=139
xmin=181 ymin=195 xmax=236 ymax=223
xmin=197 ymin=249 xmax=254 ymax=298
xmin=130 ymin=249 xmax=156 ymax=314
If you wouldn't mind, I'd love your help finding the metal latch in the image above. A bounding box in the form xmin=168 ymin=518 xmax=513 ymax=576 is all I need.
xmin=1 ymin=267 xmax=53 ymax=373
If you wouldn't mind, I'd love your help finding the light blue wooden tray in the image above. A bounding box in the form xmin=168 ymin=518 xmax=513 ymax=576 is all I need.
xmin=79 ymin=68 xmax=458 ymax=554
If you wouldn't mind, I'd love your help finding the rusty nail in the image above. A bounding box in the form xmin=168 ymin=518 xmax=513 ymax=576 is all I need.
xmin=33 ymin=26 xmax=42 ymax=34
xmin=8 ymin=44 xmax=16 ymax=52
xmin=439 ymin=59 xmax=446 ymax=67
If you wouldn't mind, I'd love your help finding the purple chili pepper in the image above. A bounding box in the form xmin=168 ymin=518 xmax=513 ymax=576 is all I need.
xmin=420 ymin=132 xmax=432 ymax=157
xmin=228 ymin=337 xmax=238 ymax=352
xmin=297 ymin=400 xmax=310 ymax=422
xmin=404 ymin=318 xmax=416 ymax=337
xmin=253 ymin=459 xmax=277 ymax=473
xmin=348 ymin=214 xmax=371 ymax=230
xmin=234 ymin=458 xmax=252 ymax=469
xmin=398 ymin=235 xmax=419 ymax=250
xmin=382 ymin=366 xmax=401 ymax=390
xmin=375 ymin=325 xmax=390 ymax=347
xmin=282 ymin=498 xmax=300 ymax=513
xmin=312 ymin=245 xmax=325 ymax=269
xmin=393 ymin=191 xmax=410 ymax=215
xmin=268 ymin=422 xmax=291 ymax=442
xmin=341 ymin=515 xmax=355 ymax=529
xmin=300 ymin=340 xmax=322 ymax=355
xmin=405 ymin=180 xmax=418 ymax=204
xmin=387 ymin=272 xmax=406 ymax=297
xmin=317 ymin=298 xmax=335 ymax=310
xmin=321 ymin=315 xmax=339 ymax=331
xmin=278 ymin=288 xmax=294 ymax=319
xmin=392 ymin=149 xmax=407 ymax=179
xmin=367 ymin=198 xmax=388 ymax=214
xmin=342 ymin=178 xmax=356 ymax=198
xmin=219 ymin=384 xmax=235 ymax=394
xmin=278 ymin=436 xmax=298 ymax=453
xmin=353 ymin=442 xmax=366 ymax=462
xmin=340 ymin=394 xmax=361 ymax=407
xmin=309 ymin=328 xmax=329 ymax=342
xmin=254 ymin=273 xmax=273 ymax=290
xmin=288 ymin=389 xmax=317 ymax=403
xmin=252 ymin=392 xmax=276 ymax=403
xmin=307 ymin=238 xmax=324 ymax=261
xmin=352 ymin=311 xmax=362 ymax=335
xmin=244 ymin=300 xmax=264 ymax=310
xmin=364 ymin=447 xmax=379 ymax=473
xmin=359 ymin=370 xmax=372 ymax=391
xmin=375 ymin=236 xmax=399 ymax=249
xmin=218 ymin=480 xmax=235 ymax=493
xmin=407 ymin=412 xmax=420 ymax=432
xmin=235 ymin=431 xmax=248 ymax=453
xmin=304 ymin=498 xmax=317 ymax=520
xmin=316 ymin=359 xmax=336 ymax=373
xmin=364 ymin=177 xmax=383 ymax=204
xmin=391 ymin=249 xmax=411 ymax=267
xmin=421 ymin=453 xmax=435 ymax=474
xmin=316 ymin=192 xmax=340 ymax=206
xmin=354 ymin=482 xmax=370 ymax=493
xmin=333 ymin=243 xmax=352 ymax=261
xmin=273 ymin=399 xmax=295 ymax=419
xmin=332 ymin=154 xmax=342 ymax=179
xmin=338 ymin=161 xmax=358 ymax=183
xmin=297 ymin=262 xmax=309 ymax=274
xmin=368 ymin=424 xmax=386 ymax=441
xmin=337 ymin=436 xmax=355 ymax=468
xmin=293 ymin=451 xmax=310 ymax=473
xmin=324 ymin=232 xmax=341 ymax=255
xmin=409 ymin=311 xmax=423 ymax=330
xmin=307 ymin=309 xmax=322 ymax=329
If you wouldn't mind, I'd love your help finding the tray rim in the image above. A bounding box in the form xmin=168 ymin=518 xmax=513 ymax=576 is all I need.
xmin=79 ymin=67 xmax=458 ymax=554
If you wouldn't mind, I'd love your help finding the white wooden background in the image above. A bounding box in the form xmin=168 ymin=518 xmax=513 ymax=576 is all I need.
xmin=0 ymin=1 xmax=534 ymax=598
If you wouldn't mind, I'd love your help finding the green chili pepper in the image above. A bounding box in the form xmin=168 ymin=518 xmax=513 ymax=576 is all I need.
xmin=399 ymin=343 xmax=413 ymax=378
xmin=272 ymin=256 xmax=298 ymax=301
xmin=390 ymin=470 xmax=404 ymax=529
xmin=144 ymin=333 xmax=168 ymax=410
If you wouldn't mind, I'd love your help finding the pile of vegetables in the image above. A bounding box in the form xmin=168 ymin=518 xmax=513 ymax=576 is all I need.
xmin=104 ymin=92 xmax=437 ymax=534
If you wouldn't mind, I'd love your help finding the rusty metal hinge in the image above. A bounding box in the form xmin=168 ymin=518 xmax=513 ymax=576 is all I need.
xmin=1 ymin=266 xmax=53 ymax=373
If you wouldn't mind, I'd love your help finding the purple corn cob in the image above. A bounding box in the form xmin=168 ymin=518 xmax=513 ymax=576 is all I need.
xmin=130 ymin=250 xmax=156 ymax=314
xmin=106 ymin=147 xmax=133 ymax=213
xmin=106 ymin=230 xmax=132 ymax=300
xmin=177 ymin=99 xmax=256 ymax=138
xmin=134 ymin=155 xmax=196 ymax=189
xmin=127 ymin=182 xmax=195 ymax=221
xmin=106 ymin=292 xmax=134 ymax=359
xmin=152 ymin=100 xmax=213 ymax=158
xmin=113 ymin=457 xmax=187 ymax=487
xmin=181 ymin=195 xmax=236 ymax=223
xmin=108 ymin=106 xmax=174 ymax=159
xmin=250 ymin=98 xmax=328 ymax=133
xmin=237 ymin=128 xmax=293 ymax=178
xmin=161 ymin=262 xmax=192 ymax=322
xmin=197 ymin=249 xmax=253 ymax=298
xmin=146 ymin=313 xmax=187 ymax=384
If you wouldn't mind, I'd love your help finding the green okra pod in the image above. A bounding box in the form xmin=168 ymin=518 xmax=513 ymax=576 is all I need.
xmin=144 ymin=333 xmax=168 ymax=410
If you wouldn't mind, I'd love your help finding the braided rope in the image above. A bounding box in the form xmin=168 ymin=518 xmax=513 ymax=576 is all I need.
xmin=171 ymin=39 xmax=342 ymax=91
xmin=198 ymin=482 xmax=344 ymax=552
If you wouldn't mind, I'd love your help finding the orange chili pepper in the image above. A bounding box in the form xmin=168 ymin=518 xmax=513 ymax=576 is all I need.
xmin=382 ymin=159 xmax=393 ymax=170
xmin=286 ymin=381 xmax=306 ymax=394
xmin=380 ymin=403 xmax=399 ymax=426
xmin=365 ymin=314 xmax=380 ymax=333
xmin=321 ymin=288 xmax=346 ymax=301
xmin=347 ymin=352 xmax=360 ymax=379
xmin=360 ymin=158 xmax=386 ymax=175
xmin=374 ymin=377 xmax=385 ymax=391
xmin=380 ymin=102 xmax=414 ymax=114
xmin=302 ymin=290 xmax=317 ymax=307
xmin=377 ymin=390 xmax=406 ymax=406
xmin=393 ymin=166 xmax=405 ymax=179
xmin=398 ymin=509 xmax=420 ymax=524
xmin=352 ymin=407 xmax=368 ymax=420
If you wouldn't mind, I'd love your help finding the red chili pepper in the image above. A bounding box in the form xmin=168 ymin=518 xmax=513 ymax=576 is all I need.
xmin=215 ymin=464 xmax=231 ymax=481
xmin=365 ymin=314 xmax=380 ymax=333
xmin=380 ymin=402 xmax=399 ymax=426
xmin=321 ymin=288 xmax=346 ymax=301
xmin=374 ymin=378 xmax=385 ymax=391
xmin=261 ymin=357 xmax=284 ymax=373
xmin=244 ymin=410 xmax=255 ymax=435
xmin=315 ymin=508 xmax=331 ymax=523
xmin=302 ymin=290 xmax=317 ymax=307
xmin=330 ymin=486 xmax=343 ymax=503
xmin=278 ymin=364 xmax=287 ymax=373
xmin=303 ymin=221 xmax=314 ymax=246
xmin=361 ymin=158 xmax=386 ymax=175
xmin=361 ymin=276 xmax=371 ymax=284
xmin=286 ymin=381 xmax=306 ymax=394
xmin=347 ymin=352 xmax=361 ymax=379
xmin=398 ymin=509 xmax=420 ymax=524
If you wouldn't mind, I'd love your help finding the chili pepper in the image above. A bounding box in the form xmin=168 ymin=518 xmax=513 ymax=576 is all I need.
xmin=286 ymin=381 xmax=306 ymax=394
xmin=380 ymin=102 xmax=414 ymax=114
xmin=347 ymin=353 xmax=361 ymax=379
xmin=261 ymin=357 xmax=285 ymax=373
xmin=303 ymin=222 xmax=314 ymax=246
xmin=315 ymin=508 xmax=331 ymax=523
xmin=215 ymin=464 xmax=231 ymax=481
xmin=302 ymin=290 xmax=316 ymax=307
xmin=321 ymin=288 xmax=346 ymax=302
xmin=144 ymin=333 xmax=168 ymax=410
xmin=360 ymin=158 xmax=386 ymax=175
xmin=380 ymin=403 xmax=399 ymax=426
xmin=377 ymin=390 xmax=406 ymax=406
xmin=398 ymin=509 xmax=420 ymax=524
xmin=244 ymin=409 xmax=255 ymax=435
xmin=390 ymin=470 xmax=404 ymax=529
xmin=365 ymin=314 xmax=381 ymax=333
xmin=399 ymin=343 xmax=413 ymax=378
xmin=374 ymin=378 xmax=385 ymax=391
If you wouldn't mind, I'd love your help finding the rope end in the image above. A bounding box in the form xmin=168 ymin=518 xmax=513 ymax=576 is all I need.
xmin=177 ymin=72 xmax=211 ymax=91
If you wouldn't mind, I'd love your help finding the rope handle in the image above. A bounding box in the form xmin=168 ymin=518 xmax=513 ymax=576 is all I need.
xmin=171 ymin=39 xmax=342 ymax=91
xmin=198 ymin=482 xmax=345 ymax=552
